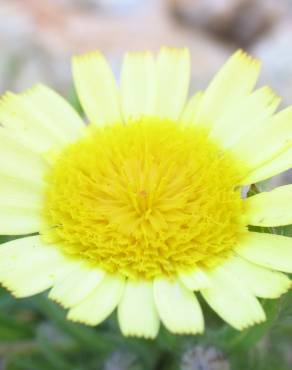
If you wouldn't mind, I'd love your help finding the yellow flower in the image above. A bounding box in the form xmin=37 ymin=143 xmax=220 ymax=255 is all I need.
xmin=0 ymin=47 xmax=291 ymax=338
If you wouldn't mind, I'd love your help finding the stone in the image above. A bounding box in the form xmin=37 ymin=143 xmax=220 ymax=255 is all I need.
xmin=181 ymin=346 xmax=230 ymax=370
xmin=169 ymin=0 xmax=290 ymax=46
xmin=104 ymin=351 xmax=138 ymax=370
xmin=170 ymin=0 xmax=245 ymax=33
xmin=251 ymin=21 xmax=292 ymax=108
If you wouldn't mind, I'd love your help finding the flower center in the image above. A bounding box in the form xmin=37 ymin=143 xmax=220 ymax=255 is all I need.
xmin=43 ymin=118 xmax=245 ymax=279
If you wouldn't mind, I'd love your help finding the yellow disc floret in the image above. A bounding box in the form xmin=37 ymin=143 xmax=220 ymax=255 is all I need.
xmin=43 ymin=118 xmax=245 ymax=279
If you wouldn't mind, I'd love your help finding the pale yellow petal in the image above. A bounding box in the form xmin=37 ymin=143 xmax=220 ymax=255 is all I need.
xmin=180 ymin=92 xmax=203 ymax=125
xmin=0 ymin=174 xmax=43 ymax=234
xmin=245 ymin=184 xmax=292 ymax=227
xmin=156 ymin=47 xmax=190 ymax=120
xmin=234 ymin=108 xmax=292 ymax=183
xmin=201 ymin=264 xmax=266 ymax=330
xmin=0 ymin=132 xmax=46 ymax=185
xmin=179 ymin=267 xmax=211 ymax=291
xmin=72 ymin=51 xmax=122 ymax=125
xmin=211 ymin=86 xmax=280 ymax=148
xmin=0 ymin=207 xmax=41 ymax=235
xmin=153 ymin=278 xmax=204 ymax=334
xmin=0 ymin=92 xmax=58 ymax=152
xmin=196 ymin=50 xmax=260 ymax=127
xmin=118 ymin=280 xmax=160 ymax=339
xmin=21 ymin=84 xmax=85 ymax=141
xmin=0 ymin=236 xmax=73 ymax=297
xmin=236 ymin=232 xmax=292 ymax=273
xmin=49 ymin=263 xmax=105 ymax=308
xmin=0 ymin=176 xmax=43 ymax=207
xmin=67 ymin=275 xmax=125 ymax=326
xmin=223 ymin=256 xmax=291 ymax=299
xmin=0 ymin=89 xmax=76 ymax=153
xmin=243 ymin=147 xmax=292 ymax=185
xmin=121 ymin=52 xmax=157 ymax=120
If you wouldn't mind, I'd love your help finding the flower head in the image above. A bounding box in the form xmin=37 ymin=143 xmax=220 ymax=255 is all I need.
xmin=0 ymin=47 xmax=291 ymax=338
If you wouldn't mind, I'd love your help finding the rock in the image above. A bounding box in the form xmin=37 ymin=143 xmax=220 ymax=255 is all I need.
xmin=104 ymin=351 xmax=138 ymax=370
xmin=170 ymin=0 xmax=246 ymax=34
xmin=169 ymin=0 xmax=290 ymax=46
xmin=181 ymin=346 xmax=230 ymax=370
xmin=251 ymin=21 xmax=292 ymax=108
xmin=230 ymin=0 xmax=286 ymax=46
xmin=0 ymin=2 xmax=72 ymax=94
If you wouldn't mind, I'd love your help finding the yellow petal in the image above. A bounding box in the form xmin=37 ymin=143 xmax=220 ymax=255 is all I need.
xmin=49 ymin=263 xmax=105 ymax=308
xmin=234 ymin=107 xmax=292 ymax=183
xmin=179 ymin=267 xmax=211 ymax=291
xmin=211 ymin=86 xmax=280 ymax=148
xmin=0 ymin=131 xmax=46 ymax=185
xmin=0 ymin=207 xmax=41 ymax=235
xmin=0 ymin=92 xmax=57 ymax=152
xmin=196 ymin=50 xmax=260 ymax=127
xmin=180 ymin=92 xmax=203 ymax=125
xmin=118 ymin=280 xmax=160 ymax=338
xmin=236 ymin=232 xmax=292 ymax=273
xmin=20 ymin=84 xmax=85 ymax=142
xmin=201 ymin=264 xmax=266 ymax=330
xmin=243 ymin=147 xmax=292 ymax=185
xmin=0 ymin=88 xmax=79 ymax=153
xmin=224 ymin=256 xmax=290 ymax=299
xmin=156 ymin=47 xmax=190 ymax=120
xmin=0 ymin=174 xmax=43 ymax=234
xmin=121 ymin=52 xmax=157 ymax=120
xmin=0 ymin=175 xmax=43 ymax=207
xmin=72 ymin=51 xmax=122 ymax=126
xmin=67 ymin=274 xmax=125 ymax=326
xmin=153 ymin=278 xmax=204 ymax=334
xmin=0 ymin=236 xmax=72 ymax=297
xmin=245 ymin=184 xmax=292 ymax=227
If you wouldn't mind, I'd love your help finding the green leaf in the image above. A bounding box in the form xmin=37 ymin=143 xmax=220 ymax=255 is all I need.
xmin=247 ymin=183 xmax=261 ymax=197
xmin=0 ymin=313 xmax=34 ymax=341
xmin=67 ymin=86 xmax=84 ymax=116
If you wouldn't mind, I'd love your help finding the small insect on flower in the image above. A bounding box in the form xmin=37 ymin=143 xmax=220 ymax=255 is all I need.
xmin=0 ymin=47 xmax=291 ymax=338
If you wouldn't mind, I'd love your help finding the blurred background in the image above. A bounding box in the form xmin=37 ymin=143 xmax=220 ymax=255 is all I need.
xmin=1 ymin=0 xmax=292 ymax=103
xmin=0 ymin=1 xmax=292 ymax=370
